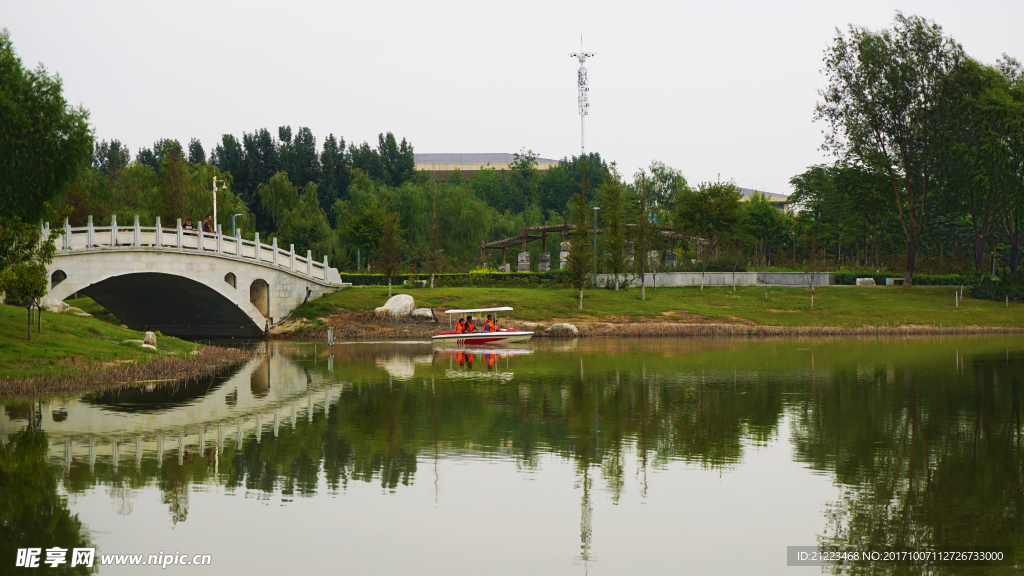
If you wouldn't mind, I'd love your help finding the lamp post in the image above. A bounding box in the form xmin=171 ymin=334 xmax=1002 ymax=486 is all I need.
xmin=231 ymin=214 xmax=244 ymax=237
xmin=212 ymin=177 xmax=227 ymax=230
xmin=592 ymin=206 xmax=600 ymax=286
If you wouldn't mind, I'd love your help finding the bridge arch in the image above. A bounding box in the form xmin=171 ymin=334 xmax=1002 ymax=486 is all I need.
xmin=81 ymin=272 xmax=263 ymax=338
xmin=51 ymin=270 xmax=67 ymax=289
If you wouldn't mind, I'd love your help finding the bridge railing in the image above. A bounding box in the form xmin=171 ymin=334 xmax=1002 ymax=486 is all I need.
xmin=49 ymin=215 xmax=337 ymax=283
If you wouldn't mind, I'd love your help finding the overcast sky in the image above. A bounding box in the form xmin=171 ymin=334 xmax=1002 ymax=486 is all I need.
xmin=4 ymin=0 xmax=1023 ymax=195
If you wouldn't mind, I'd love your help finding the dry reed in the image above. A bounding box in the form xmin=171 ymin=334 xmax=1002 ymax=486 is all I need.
xmin=0 ymin=345 xmax=260 ymax=400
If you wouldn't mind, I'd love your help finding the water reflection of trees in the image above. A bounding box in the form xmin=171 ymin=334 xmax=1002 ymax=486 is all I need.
xmin=790 ymin=354 xmax=1024 ymax=574
xmin=45 ymin=339 xmax=1024 ymax=569
xmin=0 ymin=430 xmax=95 ymax=574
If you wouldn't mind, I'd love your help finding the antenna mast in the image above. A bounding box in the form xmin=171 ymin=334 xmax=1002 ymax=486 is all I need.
xmin=569 ymin=36 xmax=594 ymax=156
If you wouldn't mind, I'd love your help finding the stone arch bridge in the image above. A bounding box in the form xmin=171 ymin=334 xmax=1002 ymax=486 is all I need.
xmin=44 ymin=216 xmax=345 ymax=338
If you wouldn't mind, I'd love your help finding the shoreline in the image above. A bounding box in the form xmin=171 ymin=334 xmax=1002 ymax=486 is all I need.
xmin=0 ymin=345 xmax=260 ymax=400
xmin=270 ymin=310 xmax=1024 ymax=341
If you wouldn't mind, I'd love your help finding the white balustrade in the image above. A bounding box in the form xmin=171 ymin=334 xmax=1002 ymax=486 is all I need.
xmin=50 ymin=215 xmax=333 ymax=282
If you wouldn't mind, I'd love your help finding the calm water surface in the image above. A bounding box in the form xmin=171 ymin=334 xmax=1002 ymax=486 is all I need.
xmin=3 ymin=336 xmax=1024 ymax=575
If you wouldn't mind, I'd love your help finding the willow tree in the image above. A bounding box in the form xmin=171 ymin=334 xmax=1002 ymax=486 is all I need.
xmin=816 ymin=13 xmax=963 ymax=285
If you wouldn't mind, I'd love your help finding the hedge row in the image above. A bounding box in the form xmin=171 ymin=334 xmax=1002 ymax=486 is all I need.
xmin=833 ymin=271 xmax=971 ymax=286
xmin=341 ymin=270 xmax=572 ymax=288
xmin=971 ymin=278 xmax=1024 ymax=303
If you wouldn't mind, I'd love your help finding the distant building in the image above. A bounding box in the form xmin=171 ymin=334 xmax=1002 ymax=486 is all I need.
xmin=415 ymin=153 xmax=560 ymax=181
xmin=736 ymin=187 xmax=791 ymax=212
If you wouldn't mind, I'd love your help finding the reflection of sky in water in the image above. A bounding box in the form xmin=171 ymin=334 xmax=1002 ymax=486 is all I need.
xmin=3 ymin=336 xmax=1024 ymax=575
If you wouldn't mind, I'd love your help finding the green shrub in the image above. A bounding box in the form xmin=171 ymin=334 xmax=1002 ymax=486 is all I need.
xmin=834 ymin=271 xmax=972 ymax=286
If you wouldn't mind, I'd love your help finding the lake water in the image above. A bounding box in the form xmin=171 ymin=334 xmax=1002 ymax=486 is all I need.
xmin=2 ymin=336 xmax=1024 ymax=575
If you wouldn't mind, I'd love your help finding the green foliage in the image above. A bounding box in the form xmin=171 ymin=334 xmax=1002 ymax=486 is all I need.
xmin=598 ymin=164 xmax=628 ymax=286
xmin=0 ymin=29 xmax=93 ymax=222
xmin=259 ymin=171 xmax=330 ymax=257
xmin=0 ymin=430 xmax=95 ymax=575
xmin=834 ymin=271 xmax=971 ymax=286
xmin=675 ymin=181 xmax=742 ymax=247
xmin=565 ymin=162 xmax=595 ymax=308
xmin=0 ymin=206 xmax=67 ymax=320
xmin=816 ymin=14 xmax=964 ymax=283
xmin=377 ymin=212 xmax=401 ymax=292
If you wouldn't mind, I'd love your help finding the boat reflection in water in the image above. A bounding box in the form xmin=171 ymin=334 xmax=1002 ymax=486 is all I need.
xmin=433 ymin=345 xmax=533 ymax=381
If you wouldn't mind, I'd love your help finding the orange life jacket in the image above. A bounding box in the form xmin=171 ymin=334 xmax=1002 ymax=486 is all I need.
xmin=466 ymin=321 xmax=475 ymax=332
xmin=455 ymin=321 xmax=464 ymax=334
xmin=484 ymin=320 xmax=496 ymax=332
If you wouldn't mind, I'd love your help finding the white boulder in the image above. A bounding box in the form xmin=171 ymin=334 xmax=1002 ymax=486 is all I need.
xmin=855 ymin=278 xmax=877 ymax=287
xmin=374 ymin=294 xmax=416 ymax=318
xmin=120 ymin=339 xmax=144 ymax=346
xmin=40 ymin=298 xmax=69 ymax=313
xmin=546 ymin=323 xmax=579 ymax=337
xmin=144 ymin=331 xmax=157 ymax=347
xmin=410 ymin=308 xmax=435 ymax=320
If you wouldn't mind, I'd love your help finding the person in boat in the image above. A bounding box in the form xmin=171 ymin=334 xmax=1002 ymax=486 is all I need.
xmin=483 ymin=314 xmax=496 ymax=332
xmin=455 ymin=318 xmax=466 ymax=334
xmin=465 ymin=316 xmax=476 ymax=333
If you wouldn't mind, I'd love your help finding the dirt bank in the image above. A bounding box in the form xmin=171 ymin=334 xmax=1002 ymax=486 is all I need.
xmin=270 ymin=309 xmax=1024 ymax=341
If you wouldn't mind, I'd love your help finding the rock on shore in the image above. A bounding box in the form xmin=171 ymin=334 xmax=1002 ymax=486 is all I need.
xmin=374 ymin=294 xmax=416 ymax=318
xmin=546 ymin=323 xmax=580 ymax=338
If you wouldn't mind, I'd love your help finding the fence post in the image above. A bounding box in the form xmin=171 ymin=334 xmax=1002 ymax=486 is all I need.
xmin=307 ymin=250 xmax=313 ymax=276
xmin=176 ymin=219 xmax=183 ymax=249
xmin=290 ymin=244 xmax=296 ymax=270
xmin=133 ymin=215 xmax=141 ymax=246
xmin=110 ymin=215 xmax=117 ymax=246
xmin=254 ymin=232 xmax=261 ymax=261
xmin=216 ymin=224 xmax=223 ymax=253
xmin=272 ymin=238 xmax=279 ymax=266
xmin=235 ymin=228 xmax=241 ymax=256
xmin=63 ymin=218 xmax=71 ymax=250
xmin=155 ymin=217 xmax=162 ymax=247
xmin=87 ymin=215 xmax=95 ymax=247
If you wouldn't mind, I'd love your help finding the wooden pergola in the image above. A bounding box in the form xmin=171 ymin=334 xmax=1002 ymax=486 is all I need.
xmin=480 ymin=221 xmax=697 ymax=265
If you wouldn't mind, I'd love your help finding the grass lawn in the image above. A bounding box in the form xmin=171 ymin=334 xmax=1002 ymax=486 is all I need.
xmin=65 ymin=296 xmax=122 ymax=325
xmin=294 ymin=285 xmax=1024 ymax=328
xmin=0 ymin=303 xmax=197 ymax=380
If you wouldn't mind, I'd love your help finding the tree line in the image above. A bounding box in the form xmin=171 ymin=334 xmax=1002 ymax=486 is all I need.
xmin=4 ymin=13 xmax=1024 ymax=310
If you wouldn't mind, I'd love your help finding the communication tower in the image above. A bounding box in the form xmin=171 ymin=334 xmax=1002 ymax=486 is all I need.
xmin=569 ymin=37 xmax=595 ymax=156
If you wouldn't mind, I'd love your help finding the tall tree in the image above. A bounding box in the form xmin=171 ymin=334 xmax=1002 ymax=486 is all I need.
xmin=92 ymin=139 xmax=131 ymax=176
xmin=0 ymin=29 xmax=92 ymax=222
xmin=816 ymin=13 xmax=964 ymax=284
xmin=187 ymin=138 xmax=206 ymax=164
xmin=598 ymin=164 xmax=628 ymax=289
xmin=565 ymin=182 xmax=594 ymax=309
xmin=378 ymin=212 xmax=401 ymax=297
xmin=159 ymin=143 xmax=188 ymax=221
xmin=996 ymin=56 xmax=1024 ymax=271
xmin=631 ymin=169 xmax=660 ymax=301
xmin=319 ymin=133 xmax=351 ymax=211
xmin=936 ymin=58 xmax=1010 ymax=270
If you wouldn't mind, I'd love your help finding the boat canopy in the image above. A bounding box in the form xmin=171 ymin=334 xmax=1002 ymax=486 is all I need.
xmin=443 ymin=307 xmax=513 ymax=314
